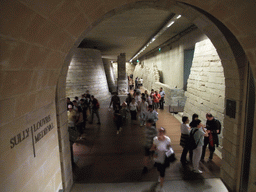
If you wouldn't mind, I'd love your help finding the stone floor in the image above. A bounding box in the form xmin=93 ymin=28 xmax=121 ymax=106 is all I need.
xmin=70 ymin=102 xmax=228 ymax=191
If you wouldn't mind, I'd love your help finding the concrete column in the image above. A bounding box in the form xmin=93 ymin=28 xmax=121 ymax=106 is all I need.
xmin=66 ymin=48 xmax=110 ymax=102
xmin=117 ymin=53 xmax=128 ymax=95
xmin=102 ymin=59 xmax=116 ymax=93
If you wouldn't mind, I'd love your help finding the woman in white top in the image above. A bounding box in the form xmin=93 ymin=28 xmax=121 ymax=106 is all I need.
xmin=180 ymin=116 xmax=192 ymax=164
xmin=138 ymin=97 xmax=148 ymax=126
xmin=129 ymin=98 xmax=138 ymax=121
xmin=151 ymin=127 xmax=171 ymax=191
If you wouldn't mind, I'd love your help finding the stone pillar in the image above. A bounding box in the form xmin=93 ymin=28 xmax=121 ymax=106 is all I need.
xmin=66 ymin=48 xmax=110 ymax=102
xmin=117 ymin=53 xmax=128 ymax=95
xmin=102 ymin=59 xmax=117 ymax=93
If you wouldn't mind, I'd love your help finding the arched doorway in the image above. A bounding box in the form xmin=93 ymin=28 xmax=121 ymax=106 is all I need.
xmin=56 ymin=1 xmax=252 ymax=191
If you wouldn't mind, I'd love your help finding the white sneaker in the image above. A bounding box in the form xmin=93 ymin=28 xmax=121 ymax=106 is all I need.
xmin=193 ymin=169 xmax=203 ymax=174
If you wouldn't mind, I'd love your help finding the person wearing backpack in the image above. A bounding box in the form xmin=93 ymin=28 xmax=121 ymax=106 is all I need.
xmin=201 ymin=113 xmax=221 ymax=162
xmin=190 ymin=119 xmax=208 ymax=173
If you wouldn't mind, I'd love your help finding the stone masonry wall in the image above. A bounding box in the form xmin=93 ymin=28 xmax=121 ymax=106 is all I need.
xmin=112 ymin=62 xmax=135 ymax=81
xmin=133 ymin=63 xmax=186 ymax=107
xmin=102 ymin=59 xmax=116 ymax=93
xmin=126 ymin=63 xmax=135 ymax=77
xmin=183 ymin=39 xmax=225 ymax=153
xmin=66 ymin=48 xmax=110 ymax=102
xmin=133 ymin=63 xmax=160 ymax=90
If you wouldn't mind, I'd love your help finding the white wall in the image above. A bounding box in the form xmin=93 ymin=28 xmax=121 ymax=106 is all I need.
xmin=142 ymin=28 xmax=207 ymax=88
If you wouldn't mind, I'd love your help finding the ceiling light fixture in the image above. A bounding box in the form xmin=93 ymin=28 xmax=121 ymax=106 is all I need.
xmin=129 ymin=14 xmax=182 ymax=63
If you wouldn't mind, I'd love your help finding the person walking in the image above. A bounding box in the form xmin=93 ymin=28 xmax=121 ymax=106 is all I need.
xmin=145 ymin=105 xmax=158 ymax=127
xmin=150 ymin=89 xmax=155 ymax=109
xmin=89 ymin=95 xmax=101 ymax=125
xmin=153 ymin=91 xmax=161 ymax=111
xmin=125 ymin=93 xmax=133 ymax=107
xmin=85 ymin=90 xmax=91 ymax=115
xmin=129 ymin=98 xmax=138 ymax=123
xmin=159 ymin=87 xmax=165 ymax=109
xmin=142 ymin=119 xmax=158 ymax=174
xmin=113 ymin=105 xmax=123 ymax=134
xmin=190 ymin=119 xmax=208 ymax=173
xmin=138 ymin=97 xmax=148 ymax=127
xmin=180 ymin=116 xmax=192 ymax=165
xmin=135 ymin=91 xmax=141 ymax=106
xmin=151 ymin=127 xmax=171 ymax=192
xmin=201 ymin=113 xmax=221 ymax=162
xmin=109 ymin=92 xmax=120 ymax=111
xmin=72 ymin=100 xmax=84 ymax=138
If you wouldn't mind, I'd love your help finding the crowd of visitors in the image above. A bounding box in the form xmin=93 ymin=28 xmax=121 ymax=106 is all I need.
xmin=67 ymin=90 xmax=101 ymax=140
xmin=67 ymin=86 xmax=221 ymax=192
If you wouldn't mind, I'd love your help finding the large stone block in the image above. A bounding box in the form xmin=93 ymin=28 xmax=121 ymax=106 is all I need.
xmin=184 ymin=39 xmax=225 ymax=151
xmin=66 ymin=48 xmax=110 ymax=101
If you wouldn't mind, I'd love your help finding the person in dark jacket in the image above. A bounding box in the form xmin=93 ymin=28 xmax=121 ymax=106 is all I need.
xmin=201 ymin=113 xmax=221 ymax=161
xmin=89 ymin=95 xmax=101 ymax=125
xmin=109 ymin=92 xmax=120 ymax=111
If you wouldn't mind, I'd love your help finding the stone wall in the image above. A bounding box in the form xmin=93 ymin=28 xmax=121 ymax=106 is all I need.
xmin=126 ymin=63 xmax=135 ymax=77
xmin=141 ymin=29 xmax=207 ymax=88
xmin=102 ymin=59 xmax=116 ymax=93
xmin=133 ymin=64 xmax=186 ymax=107
xmin=183 ymin=39 xmax=225 ymax=152
xmin=133 ymin=63 xmax=160 ymax=90
xmin=112 ymin=62 xmax=135 ymax=81
xmin=66 ymin=48 xmax=111 ymax=102
xmin=117 ymin=53 xmax=128 ymax=95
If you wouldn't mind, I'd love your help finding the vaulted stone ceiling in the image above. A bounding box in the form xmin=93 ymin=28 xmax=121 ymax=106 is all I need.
xmin=78 ymin=7 xmax=193 ymax=61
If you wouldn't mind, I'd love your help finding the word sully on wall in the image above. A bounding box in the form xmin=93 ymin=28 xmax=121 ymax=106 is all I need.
xmin=9 ymin=115 xmax=54 ymax=157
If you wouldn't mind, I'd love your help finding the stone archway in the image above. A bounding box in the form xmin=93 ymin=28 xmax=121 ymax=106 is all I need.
xmin=1 ymin=1 xmax=255 ymax=192
xmin=55 ymin=2 xmax=250 ymax=192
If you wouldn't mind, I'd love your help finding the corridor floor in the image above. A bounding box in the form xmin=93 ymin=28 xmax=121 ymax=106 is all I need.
xmin=71 ymin=104 xmax=228 ymax=192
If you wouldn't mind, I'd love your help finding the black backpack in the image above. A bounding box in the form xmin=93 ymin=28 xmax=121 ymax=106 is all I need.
xmin=187 ymin=129 xmax=199 ymax=150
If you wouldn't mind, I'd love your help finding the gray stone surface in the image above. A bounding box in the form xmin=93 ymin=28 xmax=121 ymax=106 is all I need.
xmin=66 ymin=48 xmax=111 ymax=102
xmin=103 ymin=59 xmax=117 ymax=93
xmin=183 ymin=39 xmax=225 ymax=153
xmin=117 ymin=53 xmax=128 ymax=95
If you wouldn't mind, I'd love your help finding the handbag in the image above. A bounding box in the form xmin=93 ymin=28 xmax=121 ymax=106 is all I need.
xmin=164 ymin=147 xmax=176 ymax=167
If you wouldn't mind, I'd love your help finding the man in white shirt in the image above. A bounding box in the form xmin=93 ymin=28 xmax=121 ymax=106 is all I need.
xmin=159 ymin=87 xmax=165 ymax=109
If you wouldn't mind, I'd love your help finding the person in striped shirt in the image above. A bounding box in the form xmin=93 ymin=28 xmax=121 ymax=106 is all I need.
xmin=142 ymin=119 xmax=158 ymax=174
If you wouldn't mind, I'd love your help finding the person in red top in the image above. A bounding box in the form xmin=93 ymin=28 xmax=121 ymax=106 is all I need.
xmin=153 ymin=91 xmax=161 ymax=111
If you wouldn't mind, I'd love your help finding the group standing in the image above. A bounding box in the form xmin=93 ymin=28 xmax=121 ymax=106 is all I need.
xmin=67 ymin=90 xmax=101 ymax=140
xmin=179 ymin=113 xmax=221 ymax=173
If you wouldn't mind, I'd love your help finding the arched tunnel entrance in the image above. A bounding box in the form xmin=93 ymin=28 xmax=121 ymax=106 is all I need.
xmin=56 ymin=2 xmax=253 ymax=192
xmin=2 ymin=1 xmax=256 ymax=192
